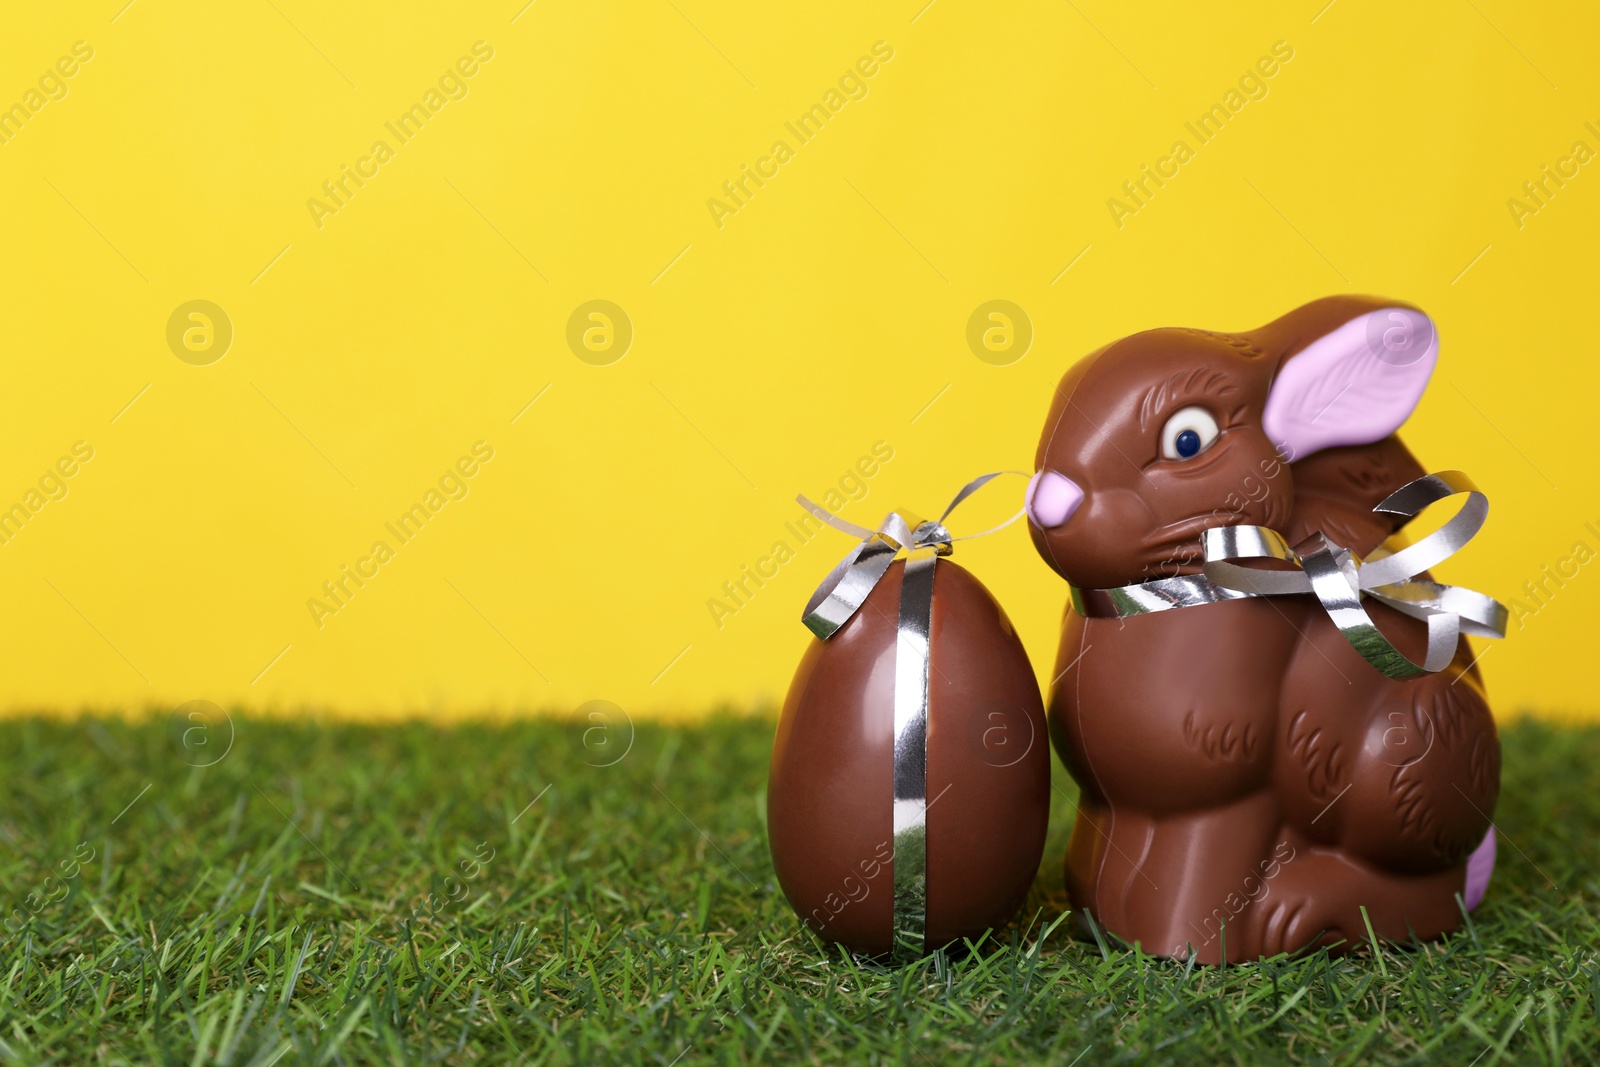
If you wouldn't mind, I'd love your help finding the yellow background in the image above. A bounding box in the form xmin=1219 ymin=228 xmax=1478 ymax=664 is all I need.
xmin=0 ymin=0 xmax=1595 ymax=720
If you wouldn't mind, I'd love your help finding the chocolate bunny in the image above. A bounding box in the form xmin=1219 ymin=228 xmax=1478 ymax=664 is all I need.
xmin=1026 ymin=295 xmax=1500 ymax=963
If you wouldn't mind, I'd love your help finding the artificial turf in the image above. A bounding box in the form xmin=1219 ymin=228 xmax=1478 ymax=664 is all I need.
xmin=0 ymin=712 xmax=1594 ymax=1065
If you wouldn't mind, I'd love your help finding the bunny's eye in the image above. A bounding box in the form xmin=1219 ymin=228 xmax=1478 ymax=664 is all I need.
xmin=1160 ymin=406 xmax=1220 ymax=460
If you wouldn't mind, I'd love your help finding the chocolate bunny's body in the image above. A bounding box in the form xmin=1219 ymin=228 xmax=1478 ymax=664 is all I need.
xmin=1028 ymin=296 xmax=1499 ymax=963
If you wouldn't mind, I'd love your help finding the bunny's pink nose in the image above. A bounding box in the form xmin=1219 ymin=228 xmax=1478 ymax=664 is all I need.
xmin=1026 ymin=470 xmax=1084 ymax=528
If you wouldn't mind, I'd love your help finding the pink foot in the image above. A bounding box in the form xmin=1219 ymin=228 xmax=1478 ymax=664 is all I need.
xmin=1464 ymin=829 xmax=1495 ymax=911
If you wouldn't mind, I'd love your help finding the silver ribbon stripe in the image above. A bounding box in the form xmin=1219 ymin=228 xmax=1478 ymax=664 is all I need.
xmin=798 ymin=472 xmax=1024 ymax=962
xmin=1071 ymin=470 xmax=1508 ymax=680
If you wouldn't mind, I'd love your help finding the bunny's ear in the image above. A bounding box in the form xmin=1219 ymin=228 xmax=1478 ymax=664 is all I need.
xmin=1262 ymin=306 xmax=1437 ymax=460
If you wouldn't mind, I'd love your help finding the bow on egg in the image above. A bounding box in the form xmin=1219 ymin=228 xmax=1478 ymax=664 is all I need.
xmin=797 ymin=472 xmax=1025 ymax=641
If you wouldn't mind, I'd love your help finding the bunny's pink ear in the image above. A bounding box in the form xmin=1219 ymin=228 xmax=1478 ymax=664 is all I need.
xmin=1262 ymin=306 xmax=1437 ymax=460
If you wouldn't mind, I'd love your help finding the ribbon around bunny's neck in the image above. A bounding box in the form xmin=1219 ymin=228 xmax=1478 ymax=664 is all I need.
xmin=797 ymin=471 xmax=1025 ymax=963
xmin=1070 ymin=470 xmax=1508 ymax=680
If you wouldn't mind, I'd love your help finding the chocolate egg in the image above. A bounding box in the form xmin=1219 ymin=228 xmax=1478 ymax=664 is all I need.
xmin=767 ymin=557 xmax=1049 ymax=959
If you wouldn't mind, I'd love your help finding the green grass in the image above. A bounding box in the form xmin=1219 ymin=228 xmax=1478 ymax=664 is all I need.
xmin=0 ymin=712 xmax=1595 ymax=1065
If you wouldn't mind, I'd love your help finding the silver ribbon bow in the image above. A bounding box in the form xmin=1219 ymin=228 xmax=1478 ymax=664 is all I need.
xmin=1071 ymin=470 xmax=1508 ymax=680
xmin=797 ymin=472 xmax=1024 ymax=962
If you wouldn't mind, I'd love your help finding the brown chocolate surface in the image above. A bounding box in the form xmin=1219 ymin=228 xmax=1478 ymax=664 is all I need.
xmin=768 ymin=558 xmax=1049 ymax=957
xmin=1032 ymin=295 xmax=1500 ymax=963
